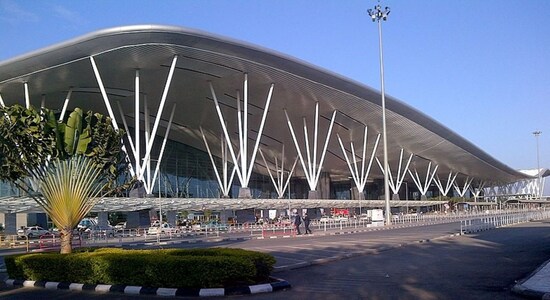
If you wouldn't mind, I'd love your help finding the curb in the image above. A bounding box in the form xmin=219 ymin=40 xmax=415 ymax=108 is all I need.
xmin=512 ymin=258 xmax=550 ymax=300
xmin=4 ymin=277 xmax=291 ymax=297
xmin=511 ymin=283 xmax=550 ymax=300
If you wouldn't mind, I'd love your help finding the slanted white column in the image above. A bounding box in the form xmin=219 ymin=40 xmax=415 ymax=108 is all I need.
xmin=200 ymin=128 xmax=239 ymax=198
xmin=24 ymin=82 xmax=30 ymax=108
xmin=0 ymin=94 xmax=5 ymax=107
xmin=209 ymin=74 xmax=274 ymax=198
xmin=144 ymin=96 xmax=152 ymax=193
xmin=500 ymin=183 xmax=507 ymax=198
xmin=469 ymin=180 xmax=486 ymax=202
xmin=336 ymin=126 xmax=380 ymax=199
xmin=375 ymin=148 xmax=413 ymax=200
xmin=59 ymin=89 xmax=73 ymax=121
xmin=453 ymin=177 xmax=473 ymax=198
xmin=525 ymin=178 xmax=539 ymax=199
xmin=134 ymin=70 xmax=141 ymax=183
xmin=89 ymin=56 xmax=135 ymax=178
xmin=259 ymin=145 xmax=299 ymax=199
xmin=117 ymin=101 xmax=137 ymax=159
xmin=150 ymin=103 xmax=177 ymax=193
xmin=433 ymin=171 xmax=458 ymax=197
xmin=90 ymin=57 xmax=119 ymax=130
xmin=139 ymin=55 xmax=178 ymax=180
xmin=407 ymin=161 xmax=439 ymax=200
xmin=284 ymin=102 xmax=337 ymax=199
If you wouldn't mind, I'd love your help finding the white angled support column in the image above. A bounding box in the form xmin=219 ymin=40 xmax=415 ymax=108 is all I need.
xmin=285 ymin=102 xmax=337 ymax=199
xmin=143 ymin=96 xmax=152 ymax=193
xmin=209 ymin=74 xmax=275 ymax=198
xmin=151 ymin=103 xmax=177 ymax=191
xmin=24 ymin=82 xmax=30 ymax=108
xmin=375 ymin=148 xmax=413 ymax=200
xmin=407 ymin=162 xmax=439 ymax=200
xmin=433 ymin=171 xmax=458 ymax=197
xmin=259 ymin=146 xmax=299 ymax=199
xmin=59 ymin=88 xmax=73 ymax=121
xmin=139 ymin=55 xmax=178 ymax=178
xmin=0 ymin=94 xmax=5 ymax=107
xmin=89 ymin=56 xmax=135 ymax=178
xmin=336 ymin=126 xmax=381 ymax=199
xmin=469 ymin=180 xmax=486 ymax=202
xmin=90 ymin=57 xmax=119 ymax=131
xmin=134 ymin=70 xmax=141 ymax=182
xmin=453 ymin=177 xmax=473 ymax=198
xmin=200 ymin=128 xmax=239 ymax=198
xmin=117 ymin=101 xmax=137 ymax=160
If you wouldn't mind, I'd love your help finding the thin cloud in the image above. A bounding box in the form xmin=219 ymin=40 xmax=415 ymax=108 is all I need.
xmin=0 ymin=0 xmax=40 ymax=25
xmin=52 ymin=4 xmax=86 ymax=27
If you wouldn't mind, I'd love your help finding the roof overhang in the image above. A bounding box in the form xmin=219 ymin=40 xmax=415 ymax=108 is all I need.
xmin=0 ymin=25 xmax=531 ymax=185
xmin=0 ymin=196 xmax=447 ymax=214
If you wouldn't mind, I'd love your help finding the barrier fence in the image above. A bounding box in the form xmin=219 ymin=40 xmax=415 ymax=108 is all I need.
xmin=2 ymin=208 xmax=549 ymax=251
xmin=460 ymin=209 xmax=550 ymax=234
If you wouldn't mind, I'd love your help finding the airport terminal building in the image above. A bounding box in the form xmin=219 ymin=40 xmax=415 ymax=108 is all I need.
xmin=0 ymin=25 xmax=546 ymax=229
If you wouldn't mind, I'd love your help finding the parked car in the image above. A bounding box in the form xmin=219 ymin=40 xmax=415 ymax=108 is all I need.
xmin=77 ymin=218 xmax=97 ymax=230
xmin=200 ymin=220 xmax=228 ymax=231
xmin=86 ymin=225 xmax=116 ymax=237
xmin=147 ymin=223 xmax=178 ymax=235
xmin=114 ymin=222 xmax=126 ymax=231
xmin=17 ymin=226 xmax=50 ymax=238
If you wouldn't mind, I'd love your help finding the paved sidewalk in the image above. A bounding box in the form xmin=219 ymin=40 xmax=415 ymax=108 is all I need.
xmin=513 ymin=259 xmax=550 ymax=299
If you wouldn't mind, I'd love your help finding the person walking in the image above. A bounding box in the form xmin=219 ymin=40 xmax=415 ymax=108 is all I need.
xmin=303 ymin=212 xmax=312 ymax=234
xmin=294 ymin=212 xmax=302 ymax=235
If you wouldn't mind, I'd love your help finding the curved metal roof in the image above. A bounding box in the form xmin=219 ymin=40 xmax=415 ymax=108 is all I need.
xmin=0 ymin=24 xmax=530 ymax=186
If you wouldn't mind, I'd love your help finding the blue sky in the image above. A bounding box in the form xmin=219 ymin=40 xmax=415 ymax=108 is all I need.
xmin=1 ymin=0 xmax=549 ymax=190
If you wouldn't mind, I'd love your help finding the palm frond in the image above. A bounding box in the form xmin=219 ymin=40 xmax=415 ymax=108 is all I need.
xmin=36 ymin=156 xmax=106 ymax=230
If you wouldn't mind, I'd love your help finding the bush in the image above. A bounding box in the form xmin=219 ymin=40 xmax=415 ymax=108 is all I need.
xmin=5 ymin=247 xmax=276 ymax=288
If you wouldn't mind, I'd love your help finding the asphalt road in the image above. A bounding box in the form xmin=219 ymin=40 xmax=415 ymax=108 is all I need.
xmin=1 ymin=220 xmax=550 ymax=299
xmin=243 ymin=220 xmax=550 ymax=300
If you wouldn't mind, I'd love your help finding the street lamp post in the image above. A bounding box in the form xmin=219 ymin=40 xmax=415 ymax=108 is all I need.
xmin=368 ymin=3 xmax=391 ymax=225
xmin=533 ymin=131 xmax=542 ymax=199
xmin=288 ymin=173 xmax=291 ymax=217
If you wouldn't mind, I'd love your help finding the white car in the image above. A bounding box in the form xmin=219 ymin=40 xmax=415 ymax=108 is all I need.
xmin=147 ymin=223 xmax=178 ymax=235
xmin=86 ymin=225 xmax=116 ymax=237
xmin=17 ymin=226 xmax=50 ymax=238
xmin=114 ymin=222 xmax=126 ymax=231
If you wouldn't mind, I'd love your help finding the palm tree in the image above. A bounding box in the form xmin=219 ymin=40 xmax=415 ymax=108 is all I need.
xmin=31 ymin=156 xmax=106 ymax=253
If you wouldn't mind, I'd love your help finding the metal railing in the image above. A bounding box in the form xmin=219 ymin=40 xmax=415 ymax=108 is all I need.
xmin=2 ymin=208 xmax=548 ymax=250
xmin=460 ymin=209 xmax=550 ymax=234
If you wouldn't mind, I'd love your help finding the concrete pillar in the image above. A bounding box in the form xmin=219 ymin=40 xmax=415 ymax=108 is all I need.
xmin=126 ymin=211 xmax=140 ymax=229
xmin=318 ymin=171 xmax=331 ymax=199
xmin=4 ymin=213 xmax=17 ymax=235
xmin=97 ymin=212 xmax=109 ymax=227
xmin=238 ymin=187 xmax=252 ymax=199
xmin=26 ymin=213 xmax=48 ymax=228
xmin=166 ymin=211 xmax=177 ymax=226
xmin=219 ymin=210 xmax=233 ymax=224
xmin=308 ymin=190 xmax=319 ymax=199
xmin=352 ymin=187 xmax=364 ymax=200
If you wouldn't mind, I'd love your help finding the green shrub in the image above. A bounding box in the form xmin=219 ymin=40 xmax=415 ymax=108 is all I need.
xmin=5 ymin=248 xmax=275 ymax=288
